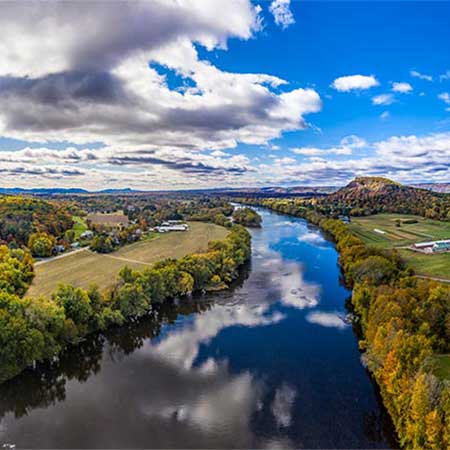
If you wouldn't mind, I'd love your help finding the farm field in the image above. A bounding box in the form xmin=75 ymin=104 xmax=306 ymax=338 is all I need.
xmin=348 ymin=214 xmax=450 ymax=248
xmin=347 ymin=214 xmax=450 ymax=279
xmin=398 ymin=249 xmax=450 ymax=279
xmin=27 ymin=222 xmax=228 ymax=298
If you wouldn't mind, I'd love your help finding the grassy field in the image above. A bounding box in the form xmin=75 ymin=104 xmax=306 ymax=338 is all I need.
xmin=347 ymin=214 xmax=450 ymax=279
xmin=398 ymin=249 xmax=450 ymax=279
xmin=427 ymin=355 xmax=450 ymax=381
xmin=27 ymin=222 xmax=228 ymax=298
xmin=348 ymin=214 xmax=450 ymax=248
xmin=71 ymin=216 xmax=88 ymax=240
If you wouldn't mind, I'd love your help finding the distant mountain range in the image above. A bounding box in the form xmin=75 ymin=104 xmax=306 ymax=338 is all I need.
xmin=1 ymin=181 xmax=449 ymax=196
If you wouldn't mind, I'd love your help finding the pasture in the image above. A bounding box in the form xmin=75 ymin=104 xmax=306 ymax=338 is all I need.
xmin=348 ymin=214 xmax=450 ymax=248
xmin=27 ymin=222 xmax=228 ymax=298
xmin=347 ymin=214 xmax=450 ymax=279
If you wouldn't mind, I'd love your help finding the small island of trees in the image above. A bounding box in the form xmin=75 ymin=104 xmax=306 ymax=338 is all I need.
xmin=232 ymin=207 xmax=262 ymax=227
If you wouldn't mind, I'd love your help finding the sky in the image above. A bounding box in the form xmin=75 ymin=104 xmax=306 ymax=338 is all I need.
xmin=0 ymin=0 xmax=450 ymax=190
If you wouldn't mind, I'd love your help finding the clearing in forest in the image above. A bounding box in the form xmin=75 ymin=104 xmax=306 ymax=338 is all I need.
xmin=27 ymin=222 xmax=228 ymax=298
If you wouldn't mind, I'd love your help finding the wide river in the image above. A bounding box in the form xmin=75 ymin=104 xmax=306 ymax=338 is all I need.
xmin=0 ymin=208 xmax=398 ymax=449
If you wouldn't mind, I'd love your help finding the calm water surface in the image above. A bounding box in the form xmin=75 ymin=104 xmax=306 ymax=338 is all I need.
xmin=0 ymin=208 xmax=397 ymax=448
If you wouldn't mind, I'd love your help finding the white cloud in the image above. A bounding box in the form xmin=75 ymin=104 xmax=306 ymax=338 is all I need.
xmin=269 ymin=0 xmax=295 ymax=29
xmin=271 ymin=383 xmax=297 ymax=428
xmin=392 ymin=82 xmax=412 ymax=93
xmin=257 ymin=131 xmax=450 ymax=186
xmin=440 ymin=70 xmax=450 ymax=82
xmin=0 ymin=0 xmax=323 ymax=189
xmin=372 ymin=93 xmax=395 ymax=105
xmin=291 ymin=135 xmax=366 ymax=157
xmin=410 ymin=70 xmax=433 ymax=82
xmin=380 ymin=111 xmax=390 ymax=120
xmin=297 ymin=232 xmax=325 ymax=245
xmin=306 ymin=311 xmax=347 ymax=330
xmin=331 ymin=75 xmax=379 ymax=92
xmin=438 ymin=92 xmax=450 ymax=107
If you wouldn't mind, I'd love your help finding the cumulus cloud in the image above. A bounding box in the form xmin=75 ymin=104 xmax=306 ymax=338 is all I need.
xmin=305 ymin=311 xmax=347 ymax=330
xmin=392 ymin=82 xmax=412 ymax=93
xmin=331 ymin=75 xmax=379 ymax=92
xmin=380 ymin=111 xmax=390 ymax=120
xmin=372 ymin=93 xmax=395 ymax=106
xmin=410 ymin=70 xmax=433 ymax=82
xmin=269 ymin=0 xmax=295 ymax=29
xmin=257 ymin=131 xmax=450 ymax=186
xmin=0 ymin=0 xmax=322 ymax=189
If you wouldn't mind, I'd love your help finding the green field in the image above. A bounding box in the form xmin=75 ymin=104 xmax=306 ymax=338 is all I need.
xmin=426 ymin=355 xmax=450 ymax=381
xmin=347 ymin=214 xmax=450 ymax=279
xmin=27 ymin=222 xmax=228 ymax=298
xmin=70 ymin=216 xmax=88 ymax=240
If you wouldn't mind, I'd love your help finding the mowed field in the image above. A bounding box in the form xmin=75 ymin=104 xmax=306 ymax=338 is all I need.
xmin=27 ymin=222 xmax=229 ymax=298
xmin=347 ymin=214 xmax=450 ymax=279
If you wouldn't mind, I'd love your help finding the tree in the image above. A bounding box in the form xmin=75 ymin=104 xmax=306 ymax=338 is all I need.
xmin=52 ymin=285 xmax=94 ymax=339
xmin=28 ymin=232 xmax=55 ymax=257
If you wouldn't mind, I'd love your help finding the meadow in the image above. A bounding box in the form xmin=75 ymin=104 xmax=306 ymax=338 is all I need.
xmin=347 ymin=214 xmax=450 ymax=279
xmin=27 ymin=222 xmax=228 ymax=298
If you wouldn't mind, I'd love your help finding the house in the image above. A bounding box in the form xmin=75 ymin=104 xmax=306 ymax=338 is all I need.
xmin=155 ymin=222 xmax=189 ymax=233
xmin=338 ymin=215 xmax=351 ymax=224
xmin=80 ymin=230 xmax=94 ymax=239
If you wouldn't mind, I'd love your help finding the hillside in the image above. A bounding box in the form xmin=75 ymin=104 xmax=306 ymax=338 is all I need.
xmin=316 ymin=176 xmax=450 ymax=219
xmin=0 ymin=195 xmax=74 ymax=246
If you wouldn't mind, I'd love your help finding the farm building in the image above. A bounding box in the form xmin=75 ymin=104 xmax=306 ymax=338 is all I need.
xmin=413 ymin=239 xmax=450 ymax=253
xmin=155 ymin=222 xmax=189 ymax=233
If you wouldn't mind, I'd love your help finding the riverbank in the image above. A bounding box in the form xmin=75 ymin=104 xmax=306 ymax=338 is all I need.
xmin=0 ymin=224 xmax=251 ymax=385
xmin=241 ymin=198 xmax=450 ymax=449
xmin=0 ymin=207 xmax=396 ymax=449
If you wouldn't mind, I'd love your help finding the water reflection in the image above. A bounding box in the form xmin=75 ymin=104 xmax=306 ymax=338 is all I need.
xmin=0 ymin=208 xmax=398 ymax=449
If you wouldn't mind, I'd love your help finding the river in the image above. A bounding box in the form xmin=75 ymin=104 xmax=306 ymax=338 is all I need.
xmin=0 ymin=208 xmax=397 ymax=449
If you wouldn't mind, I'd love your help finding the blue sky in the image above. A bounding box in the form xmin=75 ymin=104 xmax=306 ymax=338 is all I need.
xmin=0 ymin=1 xmax=449 ymax=189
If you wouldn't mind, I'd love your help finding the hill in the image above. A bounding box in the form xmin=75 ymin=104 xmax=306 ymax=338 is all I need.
xmin=316 ymin=176 xmax=450 ymax=220
xmin=0 ymin=196 xmax=74 ymax=246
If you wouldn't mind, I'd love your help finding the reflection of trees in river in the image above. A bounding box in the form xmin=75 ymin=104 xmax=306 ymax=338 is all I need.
xmin=0 ymin=300 xmax=214 ymax=421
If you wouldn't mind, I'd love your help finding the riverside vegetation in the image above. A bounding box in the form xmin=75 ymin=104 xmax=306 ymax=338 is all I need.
xmin=0 ymin=196 xmax=253 ymax=384
xmin=241 ymin=196 xmax=450 ymax=450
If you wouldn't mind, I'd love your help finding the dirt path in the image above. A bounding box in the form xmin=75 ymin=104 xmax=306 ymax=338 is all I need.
xmin=34 ymin=248 xmax=88 ymax=266
xmin=102 ymin=253 xmax=153 ymax=266
xmin=416 ymin=274 xmax=450 ymax=283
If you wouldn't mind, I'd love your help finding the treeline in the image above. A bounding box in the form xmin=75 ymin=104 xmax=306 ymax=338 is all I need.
xmin=244 ymin=197 xmax=450 ymax=449
xmin=0 ymin=196 xmax=74 ymax=248
xmin=0 ymin=224 xmax=251 ymax=384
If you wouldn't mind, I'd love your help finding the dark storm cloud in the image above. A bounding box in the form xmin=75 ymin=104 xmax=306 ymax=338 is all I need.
xmin=0 ymin=71 xmax=130 ymax=105
xmin=109 ymin=154 xmax=249 ymax=175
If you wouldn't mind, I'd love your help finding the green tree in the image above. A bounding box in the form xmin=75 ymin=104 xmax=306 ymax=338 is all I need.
xmin=28 ymin=232 xmax=55 ymax=257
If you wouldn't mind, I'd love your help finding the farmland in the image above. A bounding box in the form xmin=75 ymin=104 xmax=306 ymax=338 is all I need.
xmin=347 ymin=214 xmax=450 ymax=279
xmin=27 ymin=222 xmax=228 ymax=298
